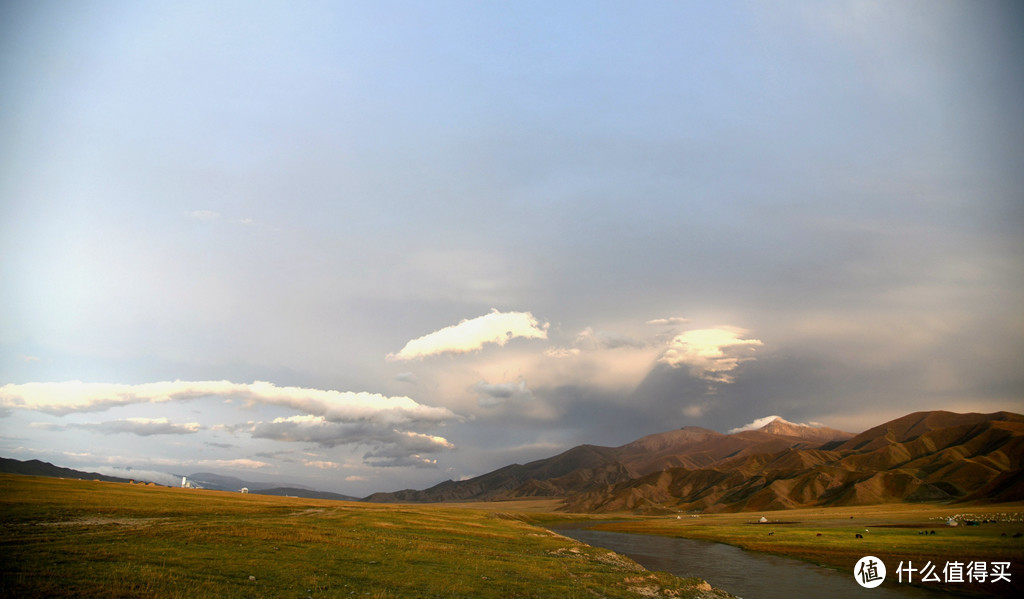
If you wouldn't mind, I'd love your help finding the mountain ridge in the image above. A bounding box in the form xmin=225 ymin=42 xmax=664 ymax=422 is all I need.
xmin=366 ymin=410 xmax=1024 ymax=512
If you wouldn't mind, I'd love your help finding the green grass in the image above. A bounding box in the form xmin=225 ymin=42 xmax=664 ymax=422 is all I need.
xmin=0 ymin=474 xmax=727 ymax=598
xmin=592 ymin=503 xmax=1024 ymax=598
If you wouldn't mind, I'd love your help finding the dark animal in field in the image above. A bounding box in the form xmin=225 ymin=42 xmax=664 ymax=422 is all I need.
xmin=768 ymin=532 xmax=774 ymax=536
xmin=930 ymin=531 xmax=936 ymax=535
xmin=816 ymin=533 xmax=822 ymax=537
xmin=1002 ymin=533 xmax=1007 ymax=537
xmin=855 ymin=533 xmax=863 ymax=539
xmin=1013 ymin=533 xmax=1023 ymax=538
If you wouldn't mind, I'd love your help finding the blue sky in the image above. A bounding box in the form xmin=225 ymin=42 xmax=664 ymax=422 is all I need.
xmin=2 ymin=1 xmax=1022 ymax=495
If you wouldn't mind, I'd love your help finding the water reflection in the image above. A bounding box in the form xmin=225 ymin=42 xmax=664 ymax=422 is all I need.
xmin=553 ymin=524 xmax=950 ymax=599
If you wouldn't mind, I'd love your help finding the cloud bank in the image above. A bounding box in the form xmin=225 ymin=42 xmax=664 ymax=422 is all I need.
xmin=0 ymin=380 xmax=456 ymax=424
xmin=387 ymin=309 xmax=548 ymax=360
xmin=1 ymin=380 xmax=459 ymax=469
xmin=40 ymin=417 xmax=202 ymax=436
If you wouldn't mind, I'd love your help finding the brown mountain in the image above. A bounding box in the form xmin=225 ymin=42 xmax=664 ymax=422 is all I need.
xmin=364 ymin=416 xmax=854 ymax=503
xmin=562 ymin=411 xmax=1024 ymax=513
xmin=365 ymin=411 xmax=1024 ymax=513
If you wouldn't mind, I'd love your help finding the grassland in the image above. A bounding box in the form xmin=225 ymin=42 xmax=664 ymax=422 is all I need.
xmin=592 ymin=503 xmax=1024 ymax=598
xmin=0 ymin=474 xmax=727 ymax=598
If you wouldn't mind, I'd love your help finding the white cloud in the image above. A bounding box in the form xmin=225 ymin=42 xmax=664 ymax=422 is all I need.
xmin=185 ymin=209 xmax=221 ymax=221
xmin=0 ymin=380 xmax=457 ymax=424
xmin=727 ymin=415 xmax=783 ymax=433
xmin=646 ymin=317 xmax=690 ymax=326
xmin=657 ymin=327 xmax=763 ymax=383
xmin=304 ymin=460 xmax=340 ymax=469
xmin=387 ymin=309 xmax=548 ymax=360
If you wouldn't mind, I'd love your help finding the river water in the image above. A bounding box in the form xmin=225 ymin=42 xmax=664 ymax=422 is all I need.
xmin=552 ymin=524 xmax=953 ymax=599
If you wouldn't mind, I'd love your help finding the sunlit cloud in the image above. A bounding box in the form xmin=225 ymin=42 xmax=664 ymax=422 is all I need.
xmin=304 ymin=460 xmax=340 ymax=469
xmin=727 ymin=415 xmax=783 ymax=433
xmin=0 ymin=380 xmax=457 ymax=425
xmin=657 ymin=327 xmax=763 ymax=383
xmin=727 ymin=415 xmax=824 ymax=434
xmin=646 ymin=317 xmax=690 ymax=326
xmin=387 ymin=309 xmax=548 ymax=360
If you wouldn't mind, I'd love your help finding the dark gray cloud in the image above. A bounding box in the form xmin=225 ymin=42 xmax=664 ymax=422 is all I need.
xmin=246 ymin=415 xmax=453 ymax=468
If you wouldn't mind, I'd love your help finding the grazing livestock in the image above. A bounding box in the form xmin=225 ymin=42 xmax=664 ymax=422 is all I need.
xmin=855 ymin=533 xmax=863 ymax=539
xmin=768 ymin=532 xmax=774 ymax=536
xmin=816 ymin=533 xmax=823 ymax=537
xmin=1013 ymin=533 xmax=1023 ymax=539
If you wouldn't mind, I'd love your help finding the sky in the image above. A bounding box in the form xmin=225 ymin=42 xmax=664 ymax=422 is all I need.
xmin=1 ymin=0 xmax=1022 ymax=496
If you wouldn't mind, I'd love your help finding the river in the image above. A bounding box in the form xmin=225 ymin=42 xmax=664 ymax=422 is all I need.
xmin=552 ymin=523 xmax=953 ymax=598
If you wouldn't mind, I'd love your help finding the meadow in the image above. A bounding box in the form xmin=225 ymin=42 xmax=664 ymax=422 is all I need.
xmin=0 ymin=474 xmax=725 ymax=598
xmin=593 ymin=503 xmax=1024 ymax=598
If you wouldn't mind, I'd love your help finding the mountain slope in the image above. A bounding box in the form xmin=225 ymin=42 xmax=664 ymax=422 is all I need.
xmin=364 ymin=417 xmax=854 ymax=503
xmin=0 ymin=458 xmax=132 ymax=484
xmin=561 ymin=411 xmax=1024 ymax=513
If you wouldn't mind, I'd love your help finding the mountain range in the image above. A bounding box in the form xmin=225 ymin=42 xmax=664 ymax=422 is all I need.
xmin=4 ymin=410 xmax=1021 ymax=513
xmin=366 ymin=410 xmax=1024 ymax=513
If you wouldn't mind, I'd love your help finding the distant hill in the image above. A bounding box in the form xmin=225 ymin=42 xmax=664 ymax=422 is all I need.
xmin=252 ymin=487 xmax=360 ymax=502
xmin=0 ymin=458 xmax=132 ymax=484
xmin=0 ymin=460 xmax=360 ymax=502
xmin=365 ymin=411 xmax=1024 ymax=513
xmin=185 ymin=473 xmax=358 ymax=500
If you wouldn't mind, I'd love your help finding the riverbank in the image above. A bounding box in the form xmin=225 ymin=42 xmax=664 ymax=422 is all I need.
xmin=590 ymin=503 xmax=1024 ymax=598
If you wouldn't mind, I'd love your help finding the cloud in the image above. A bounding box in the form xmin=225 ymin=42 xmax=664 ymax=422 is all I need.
xmin=473 ymin=380 xmax=532 ymax=406
xmin=50 ymin=417 xmax=202 ymax=436
xmin=201 ymin=458 xmax=270 ymax=469
xmin=303 ymin=460 xmax=340 ymax=469
xmin=573 ymin=327 xmax=643 ymax=350
xmin=247 ymin=415 xmax=454 ymax=467
xmin=395 ymin=372 xmax=418 ymax=384
xmin=726 ymin=415 xmax=822 ymax=434
xmin=387 ymin=309 xmax=548 ymax=360
xmin=657 ymin=327 xmax=763 ymax=383
xmin=185 ymin=209 xmax=221 ymax=221
xmin=361 ymin=453 xmax=442 ymax=469
xmin=646 ymin=317 xmax=690 ymax=326
xmin=93 ymin=467 xmax=184 ymax=486
xmin=727 ymin=415 xmax=783 ymax=433
xmin=0 ymin=380 xmax=457 ymax=424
